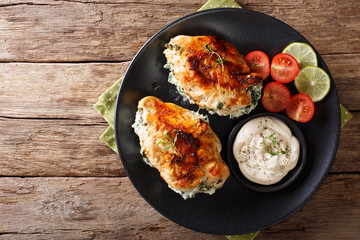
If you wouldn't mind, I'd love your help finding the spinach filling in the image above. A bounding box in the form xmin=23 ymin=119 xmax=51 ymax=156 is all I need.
xmin=178 ymin=180 xmax=216 ymax=199
xmin=243 ymin=84 xmax=262 ymax=114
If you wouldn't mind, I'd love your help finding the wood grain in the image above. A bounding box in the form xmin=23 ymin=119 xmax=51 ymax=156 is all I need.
xmin=333 ymin=112 xmax=360 ymax=172
xmin=0 ymin=0 xmax=200 ymax=62
xmin=323 ymin=54 xmax=360 ymax=111
xmin=0 ymin=117 xmax=125 ymax=177
xmin=0 ymin=0 xmax=358 ymax=62
xmin=243 ymin=0 xmax=360 ymax=55
xmin=257 ymin=173 xmax=360 ymax=240
xmin=0 ymin=174 xmax=358 ymax=239
xmin=0 ymin=62 xmax=129 ymax=120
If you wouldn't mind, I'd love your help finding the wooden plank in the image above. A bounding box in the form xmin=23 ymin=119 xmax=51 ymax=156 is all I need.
xmin=0 ymin=62 xmax=129 ymax=120
xmin=0 ymin=117 xmax=125 ymax=177
xmin=0 ymin=174 xmax=358 ymax=239
xmin=0 ymin=0 xmax=358 ymax=62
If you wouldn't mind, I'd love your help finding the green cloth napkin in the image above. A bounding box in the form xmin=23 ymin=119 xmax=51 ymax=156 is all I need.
xmin=198 ymin=0 xmax=242 ymax=11
xmin=94 ymin=0 xmax=353 ymax=239
xmin=225 ymin=232 xmax=259 ymax=240
xmin=340 ymin=103 xmax=353 ymax=128
xmin=94 ymin=76 xmax=123 ymax=153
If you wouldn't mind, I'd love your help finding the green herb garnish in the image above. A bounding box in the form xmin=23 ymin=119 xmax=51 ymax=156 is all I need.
xmin=204 ymin=43 xmax=228 ymax=71
xmin=261 ymin=133 xmax=287 ymax=156
xmin=158 ymin=132 xmax=182 ymax=157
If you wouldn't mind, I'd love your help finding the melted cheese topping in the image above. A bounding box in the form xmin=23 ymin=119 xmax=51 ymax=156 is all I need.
xmin=232 ymin=117 xmax=300 ymax=185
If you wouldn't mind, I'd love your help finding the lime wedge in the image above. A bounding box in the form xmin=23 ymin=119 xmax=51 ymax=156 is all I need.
xmin=282 ymin=42 xmax=318 ymax=69
xmin=294 ymin=66 xmax=331 ymax=102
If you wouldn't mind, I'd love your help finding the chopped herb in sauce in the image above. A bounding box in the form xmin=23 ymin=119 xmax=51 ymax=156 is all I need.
xmin=261 ymin=133 xmax=287 ymax=156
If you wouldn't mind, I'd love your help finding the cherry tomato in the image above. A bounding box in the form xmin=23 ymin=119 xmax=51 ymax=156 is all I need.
xmin=286 ymin=93 xmax=315 ymax=123
xmin=271 ymin=53 xmax=300 ymax=83
xmin=245 ymin=51 xmax=270 ymax=80
xmin=262 ymin=82 xmax=291 ymax=112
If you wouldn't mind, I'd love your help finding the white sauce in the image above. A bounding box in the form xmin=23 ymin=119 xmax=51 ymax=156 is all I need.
xmin=233 ymin=116 xmax=300 ymax=185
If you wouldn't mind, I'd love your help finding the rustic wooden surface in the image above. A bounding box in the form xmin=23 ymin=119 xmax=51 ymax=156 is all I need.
xmin=0 ymin=0 xmax=359 ymax=239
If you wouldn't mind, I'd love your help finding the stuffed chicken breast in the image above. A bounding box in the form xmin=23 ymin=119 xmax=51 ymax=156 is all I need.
xmin=164 ymin=35 xmax=263 ymax=118
xmin=132 ymin=96 xmax=230 ymax=199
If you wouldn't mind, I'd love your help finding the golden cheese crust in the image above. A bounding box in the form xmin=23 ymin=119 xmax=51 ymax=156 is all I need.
xmin=164 ymin=35 xmax=263 ymax=117
xmin=133 ymin=96 xmax=230 ymax=198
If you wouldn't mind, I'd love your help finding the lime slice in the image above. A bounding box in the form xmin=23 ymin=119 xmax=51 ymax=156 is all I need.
xmin=294 ymin=66 xmax=331 ymax=102
xmin=282 ymin=42 xmax=318 ymax=69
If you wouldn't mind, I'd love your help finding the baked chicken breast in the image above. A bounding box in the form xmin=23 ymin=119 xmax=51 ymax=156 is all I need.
xmin=164 ymin=35 xmax=263 ymax=118
xmin=132 ymin=96 xmax=230 ymax=199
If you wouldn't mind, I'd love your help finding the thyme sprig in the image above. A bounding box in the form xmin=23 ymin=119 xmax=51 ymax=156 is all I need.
xmin=261 ymin=133 xmax=286 ymax=156
xmin=158 ymin=133 xmax=182 ymax=157
xmin=204 ymin=43 xmax=228 ymax=71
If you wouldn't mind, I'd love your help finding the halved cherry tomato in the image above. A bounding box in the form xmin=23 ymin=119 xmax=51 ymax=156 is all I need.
xmin=262 ymin=82 xmax=291 ymax=112
xmin=271 ymin=53 xmax=300 ymax=83
xmin=245 ymin=51 xmax=270 ymax=80
xmin=286 ymin=93 xmax=315 ymax=123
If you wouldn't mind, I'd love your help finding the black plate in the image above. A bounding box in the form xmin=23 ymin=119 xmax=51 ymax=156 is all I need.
xmin=114 ymin=8 xmax=340 ymax=235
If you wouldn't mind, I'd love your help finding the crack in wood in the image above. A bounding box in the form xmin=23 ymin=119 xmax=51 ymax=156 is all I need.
xmin=0 ymin=116 xmax=79 ymax=120
xmin=0 ymin=115 xmax=107 ymax=124
xmin=329 ymin=171 xmax=360 ymax=175
xmin=0 ymin=60 xmax=131 ymax=64
xmin=0 ymin=52 xmax=358 ymax=64
xmin=0 ymin=231 xmax=47 ymax=235
xmin=52 ymin=0 xmax=199 ymax=8
xmin=0 ymin=3 xmax=54 ymax=7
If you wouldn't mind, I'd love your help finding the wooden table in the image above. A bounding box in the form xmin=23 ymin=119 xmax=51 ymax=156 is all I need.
xmin=1 ymin=0 xmax=359 ymax=239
